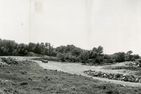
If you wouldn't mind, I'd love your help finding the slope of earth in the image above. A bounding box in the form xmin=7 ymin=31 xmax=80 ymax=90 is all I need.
xmin=0 ymin=57 xmax=141 ymax=94
xmin=36 ymin=60 xmax=141 ymax=87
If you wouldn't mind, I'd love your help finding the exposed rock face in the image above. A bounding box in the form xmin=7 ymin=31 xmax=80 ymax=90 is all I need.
xmin=84 ymin=70 xmax=141 ymax=83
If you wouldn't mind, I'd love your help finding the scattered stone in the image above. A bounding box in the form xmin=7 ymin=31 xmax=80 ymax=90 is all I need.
xmin=1 ymin=57 xmax=18 ymax=65
xmin=20 ymin=71 xmax=27 ymax=75
xmin=32 ymin=87 xmax=42 ymax=91
xmin=84 ymin=70 xmax=141 ymax=83
xmin=20 ymin=82 xmax=28 ymax=86
xmin=106 ymin=90 xmax=119 ymax=94
xmin=28 ymin=78 xmax=32 ymax=81
xmin=43 ymin=76 xmax=51 ymax=81
xmin=41 ymin=60 xmax=48 ymax=63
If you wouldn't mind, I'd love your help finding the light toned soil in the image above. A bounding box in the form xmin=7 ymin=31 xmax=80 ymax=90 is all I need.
xmin=0 ymin=56 xmax=141 ymax=94
xmin=2 ymin=56 xmax=141 ymax=87
xmin=36 ymin=60 xmax=141 ymax=87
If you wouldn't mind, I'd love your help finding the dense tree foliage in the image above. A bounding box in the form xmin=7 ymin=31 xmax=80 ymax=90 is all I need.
xmin=0 ymin=39 xmax=55 ymax=56
xmin=55 ymin=45 xmax=140 ymax=64
xmin=0 ymin=39 xmax=140 ymax=64
xmin=56 ymin=45 xmax=82 ymax=62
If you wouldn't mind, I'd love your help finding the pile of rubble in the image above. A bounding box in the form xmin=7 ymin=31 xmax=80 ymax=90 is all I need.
xmin=0 ymin=57 xmax=18 ymax=65
xmin=131 ymin=60 xmax=141 ymax=67
xmin=84 ymin=70 xmax=141 ymax=83
xmin=33 ymin=58 xmax=48 ymax=63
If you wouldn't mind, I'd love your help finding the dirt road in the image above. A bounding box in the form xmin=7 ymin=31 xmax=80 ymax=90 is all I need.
xmin=35 ymin=60 xmax=141 ymax=87
xmin=3 ymin=56 xmax=141 ymax=87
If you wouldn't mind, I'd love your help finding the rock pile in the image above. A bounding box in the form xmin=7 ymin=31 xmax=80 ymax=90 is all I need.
xmin=41 ymin=59 xmax=48 ymax=63
xmin=33 ymin=58 xmax=48 ymax=63
xmin=1 ymin=57 xmax=18 ymax=65
xmin=84 ymin=70 xmax=141 ymax=83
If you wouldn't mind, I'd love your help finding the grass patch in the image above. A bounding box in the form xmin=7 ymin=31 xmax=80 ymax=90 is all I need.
xmin=0 ymin=59 xmax=140 ymax=94
xmin=110 ymin=66 xmax=141 ymax=71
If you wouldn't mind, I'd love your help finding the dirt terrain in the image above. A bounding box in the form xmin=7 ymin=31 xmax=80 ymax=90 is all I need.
xmin=0 ymin=56 xmax=140 ymax=94
xmin=6 ymin=56 xmax=141 ymax=87
xmin=36 ymin=60 xmax=141 ymax=87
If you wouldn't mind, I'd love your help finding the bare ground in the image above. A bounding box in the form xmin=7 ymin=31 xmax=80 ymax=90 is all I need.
xmin=1 ymin=56 xmax=141 ymax=94
xmin=36 ymin=60 xmax=141 ymax=87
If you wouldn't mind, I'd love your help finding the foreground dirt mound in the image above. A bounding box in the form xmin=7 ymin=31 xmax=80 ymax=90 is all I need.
xmin=84 ymin=70 xmax=141 ymax=83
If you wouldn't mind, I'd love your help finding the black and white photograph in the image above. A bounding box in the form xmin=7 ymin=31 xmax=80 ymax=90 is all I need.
xmin=0 ymin=0 xmax=141 ymax=94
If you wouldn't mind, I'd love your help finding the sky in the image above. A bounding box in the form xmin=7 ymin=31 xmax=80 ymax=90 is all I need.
xmin=0 ymin=0 xmax=141 ymax=54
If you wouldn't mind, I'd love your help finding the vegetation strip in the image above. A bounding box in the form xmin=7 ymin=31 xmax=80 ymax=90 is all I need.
xmin=84 ymin=70 xmax=141 ymax=83
xmin=0 ymin=39 xmax=140 ymax=65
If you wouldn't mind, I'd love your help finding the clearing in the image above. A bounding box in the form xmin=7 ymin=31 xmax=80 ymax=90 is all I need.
xmin=0 ymin=56 xmax=140 ymax=94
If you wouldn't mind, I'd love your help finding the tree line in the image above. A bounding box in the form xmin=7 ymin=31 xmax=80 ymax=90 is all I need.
xmin=0 ymin=39 xmax=140 ymax=64
xmin=0 ymin=39 xmax=56 ymax=56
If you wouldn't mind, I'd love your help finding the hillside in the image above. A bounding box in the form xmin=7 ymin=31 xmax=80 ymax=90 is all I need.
xmin=0 ymin=57 xmax=141 ymax=94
